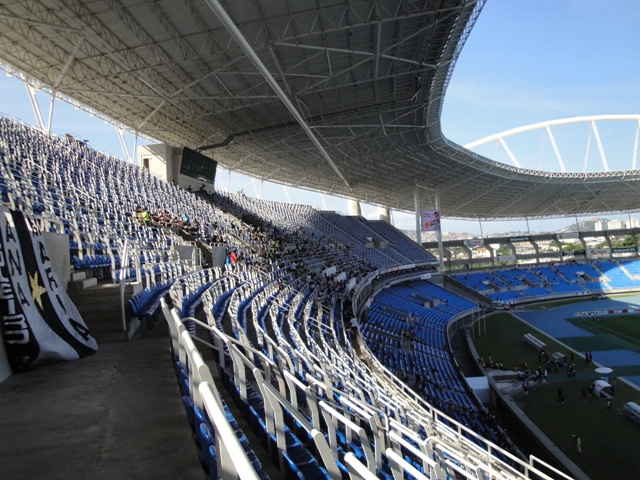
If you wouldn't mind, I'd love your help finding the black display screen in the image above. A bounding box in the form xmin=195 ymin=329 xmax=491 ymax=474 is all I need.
xmin=180 ymin=147 xmax=217 ymax=183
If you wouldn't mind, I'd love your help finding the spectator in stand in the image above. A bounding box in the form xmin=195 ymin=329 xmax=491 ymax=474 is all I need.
xmin=140 ymin=208 xmax=151 ymax=227
xmin=157 ymin=210 xmax=171 ymax=226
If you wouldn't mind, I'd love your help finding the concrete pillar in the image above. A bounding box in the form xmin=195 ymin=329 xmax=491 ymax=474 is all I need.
xmin=462 ymin=246 xmax=472 ymax=268
xmin=530 ymin=240 xmax=540 ymax=263
xmin=579 ymin=236 xmax=587 ymax=252
xmin=443 ymin=248 xmax=452 ymax=271
xmin=347 ymin=198 xmax=362 ymax=216
xmin=377 ymin=206 xmax=391 ymax=222
xmin=485 ymin=244 xmax=495 ymax=266
xmin=43 ymin=231 xmax=70 ymax=291
xmin=211 ymin=245 xmax=227 ymax=268
xmin=604 ymin=234 xmax=613 ymax=260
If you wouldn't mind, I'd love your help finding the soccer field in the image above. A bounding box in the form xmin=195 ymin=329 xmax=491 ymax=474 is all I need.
xmin=567 ymin=314 xmax=640 ymax=350
xmin=472 ymin=306 xmax=640 ymax=480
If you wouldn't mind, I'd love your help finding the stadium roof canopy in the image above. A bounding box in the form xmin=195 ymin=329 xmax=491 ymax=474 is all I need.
xmin=2 ymin=0 xmax=640 ymax=221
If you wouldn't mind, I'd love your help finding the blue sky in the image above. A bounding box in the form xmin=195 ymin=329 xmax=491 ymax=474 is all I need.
xmin=1 ymin=1 xmax=639 ymax=234
xmin=443 ymin=0 xmax=640 ymax=145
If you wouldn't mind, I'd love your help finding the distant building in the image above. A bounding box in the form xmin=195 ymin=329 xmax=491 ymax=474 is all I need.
xmin=608 ymin=219 xmax=623 ymax=230
xmin=582 ymin=218 xmax=597 ymax=230
xmin=626 ymin=217 xmax=639 ymax=228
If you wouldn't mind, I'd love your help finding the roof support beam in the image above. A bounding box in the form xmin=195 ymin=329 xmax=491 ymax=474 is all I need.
xmin=274 ymin=42 xmax=436 ymax=69
xmin=591 ymin=120 xmax=609 ymax=172
xmin=373 ymin=17 xmax=382 ymax=78
xmin=116 ymin=126 xmax=131 ymax=162
xmin=52 ymin=35 xmax=84 ymax=90
xmin=204 ymin=0 xmax=351 ymax=190
xmin=47 ymin=35 xmax=84 ymax=132
xmin=498 ymin=137 xmax=520 ymax=168
xmin=0 ymin=12 xmax=82 ymax=32
xmin=271 ymin=4 xmax=468 ymax=44
xmin=25 ymin=84 xmax=46 ymax=131
xmin=445 ymin=178 xmax=511 ymax=212
xmin=545 ymin=126 xmax=566 ymax=172
xmin=311 ymin=124 xmax=416 ymax=129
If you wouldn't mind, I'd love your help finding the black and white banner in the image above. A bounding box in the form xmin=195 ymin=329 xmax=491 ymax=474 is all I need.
xmin=0 ymin=208 xmax=97 ymax=370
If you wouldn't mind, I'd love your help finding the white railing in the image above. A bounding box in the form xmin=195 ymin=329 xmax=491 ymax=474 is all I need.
xmin=164 ymin=265 xmax=573 ymax=480
xmin=161 ymin=299 xmax=261 ymax=479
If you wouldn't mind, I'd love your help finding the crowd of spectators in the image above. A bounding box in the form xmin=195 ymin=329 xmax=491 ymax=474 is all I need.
xmin=133 ymin=206 xmax=194 ymax=231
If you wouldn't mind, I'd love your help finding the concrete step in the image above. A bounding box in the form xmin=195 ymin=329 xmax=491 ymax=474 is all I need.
xmin=84 ymin=314 xmax=142 ymax=337
xmin=92 ymin=330 xmax=131 ymax=343
xmin=66 ymin=281 xmax=144 ymax=342
xmin=69 ymin=296 xmax=133 ymax=311
xmin=68 ymin=283 xmax=141 ymax=299
xmin=67 ymin=277 xmax=98 ymax=290
xmin=83 ymin=319 xmax=126 ymax=333
xmin=73 ymin=308 xmax=127 ymax=319
xmin=75 ymin=303 xmax=133 ymax=327
xmin=70 ymin=270 xmax=87 ymax=282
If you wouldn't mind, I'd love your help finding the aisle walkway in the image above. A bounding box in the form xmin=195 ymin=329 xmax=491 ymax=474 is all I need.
xmin=0 ymin=320 xmax=203 ymax=480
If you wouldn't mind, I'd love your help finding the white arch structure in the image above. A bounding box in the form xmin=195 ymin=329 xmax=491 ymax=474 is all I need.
xmin=464 ymin=114 xmax=640 ymax=173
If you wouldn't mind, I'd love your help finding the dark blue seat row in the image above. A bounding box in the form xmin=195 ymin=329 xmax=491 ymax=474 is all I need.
xmin=128 ymin=279 xmax=174 ymax=318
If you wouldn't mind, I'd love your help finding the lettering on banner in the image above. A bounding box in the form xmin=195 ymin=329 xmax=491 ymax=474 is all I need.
xmin=54 ymin=293 xmax=68 ymax=315
xmin=0 ymin=207 xmax=97 ymax=367
xmin=0 ymin=279 xmax=12 ymax=300
xmin=69 ymin=318 xmax=92 ymax=342
xmin=4 ymin=215 xmax=16 ymax=243
xmin=3 ymin=314 xmax=29 ymax=345
xmin=7 ymin=249 xmax=22 ymax=277
xmin=44 ymin=265 xmax=59 ymax=291
xmin=38 ymin=240 xmax=50 ymax=264
xmin=15 ymin=281 xmax=30 ymax=308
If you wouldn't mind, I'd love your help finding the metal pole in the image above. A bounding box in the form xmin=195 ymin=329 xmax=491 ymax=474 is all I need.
xmin=132 ymin=132 xmax=139 ymax=164
xmin=435 ymin=191 xmax=444 ymax=272
xmin=484 ymin=311 xmax=487 ymax=335
xmin=414 ymin=182 xmax=421 ymax=247
xmin=26 ymin=84 xmax=46 ymax=131
xmin=46 ymin=93 xmax=56 ymax=133
xmin=120 ymin=239 xmax=130 ymax=332
xmin=471 ymin=314 xmax=474 ymax=338
xmin=479 ymin=219 xmax=484 ymax=238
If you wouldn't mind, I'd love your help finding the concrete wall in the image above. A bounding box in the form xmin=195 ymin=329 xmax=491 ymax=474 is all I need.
xmin=377 ymin=206 xmax=391 ymax=222
xmin=137 ymin=143 xmax=215 ymax=193
xmin=138 ymin=143 xmax=174 ymax=183
xmin=43 ymin=232 xmax=70 ymax=291
xmin=173 ymin=245 xmax=198 ymax=264
xmin=347 ymin=198 xmax=362 ymax=216
xmin=211 ymin=245 xmax=227 ymax=268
